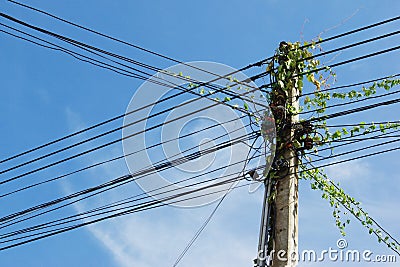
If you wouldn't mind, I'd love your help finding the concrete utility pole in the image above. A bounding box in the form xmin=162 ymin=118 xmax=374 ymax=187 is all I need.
xmin=256 ymin=42 xmax=299 ymax=267
xmin=272 ymin=81 xmax=299 ymax=267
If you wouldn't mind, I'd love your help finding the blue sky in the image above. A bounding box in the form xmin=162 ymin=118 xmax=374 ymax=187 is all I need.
xmin=0 ymin=0 xmax=400 ymax=266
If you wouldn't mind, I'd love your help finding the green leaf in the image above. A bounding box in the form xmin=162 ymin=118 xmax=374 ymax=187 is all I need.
xmin=379 ymin=124 xmax=387 ymax=133
xmin=332 ymin=130 xmax=342 ymax=139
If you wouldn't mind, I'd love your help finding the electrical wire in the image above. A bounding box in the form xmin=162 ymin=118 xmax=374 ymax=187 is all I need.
xmin=300 ymin=144 xmax=400 ymax=175
xmin=308 ymin=138 xmax=400 ymax=166
xmin=310 ymin=128 xmax=400 ymax=156
xmin=303 ymin=30 xmax=400 ymax=62
xmin=0 ymin=154 xmax=265 ymax=236
xmin=172 ymin=193 xmax=225 ymax=267
xmin=0 ymin=178 xmax=247 ymax=249
xmin=0 ymin=167 xmax=252 ymax=238
xmin=282 ymin=122 xmax=400 ymax=162
xmin=300 ymin=87 xmax=400 ymax=115
xmin=319 ymin=120 xmax=400 ymax=128
xmin=300 ymin=74 xmax=400 ymax=98
xmin=0 ymin=23 xmax=263 ymax=112
xmin=0 ymin=172 xmax=260 ymax=251
xmin=0 ymin=153 xmax=264 ymax=232
xmin=171 ymin=156 xmax=249 ymax=267
xmin=0 ymin=25 xmax=267 ymax=166
xmin=307 ymin=96 xmax=400 ymax=122
xmin=2 ymin=16 xmax=400 ymax=171
xmin=0 ymin=14 xmax=263 ymax=96
xmin=0 ymin=132 xmax=259 ymax=225
xmin=0 ymin=69 xmax=265 ymax=185
xmin=6 ymin=0 xmax=268 ymax=83
xmin=0 ymin=20 xmax=266 ymax=102
xmin=8 ymin=0 xmax=400 ymax=70
xmin=0 ymin=115 xmax=249 ymax=199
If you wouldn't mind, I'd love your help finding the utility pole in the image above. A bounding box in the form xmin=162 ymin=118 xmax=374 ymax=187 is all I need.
xmin=271 ymin=80 xmax=299 ymax=267
xmin=256 ymin=41 xmax=299 ymax=267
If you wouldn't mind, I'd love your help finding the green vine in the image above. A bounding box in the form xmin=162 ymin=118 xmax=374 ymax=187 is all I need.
xmin=268 ymin=40 xmax=400 ymax=253
xmin=164 ymin=43 xmax=400 ymax=253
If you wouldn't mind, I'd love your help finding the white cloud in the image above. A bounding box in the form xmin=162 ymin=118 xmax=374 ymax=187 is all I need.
xmin=63 ymin=108 xmax=264 ymax=267
xmin=65 ymin=107 xmax=87 ymax=131
xmin=71 ymin=189 xmax=263 ymax=267
xmin=324 ymin=159 xmax=370 ymax=182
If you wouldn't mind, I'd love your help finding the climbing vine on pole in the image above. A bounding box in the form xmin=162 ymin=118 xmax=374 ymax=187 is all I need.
xmin=267 ymin=40 xmax=400 ymax=254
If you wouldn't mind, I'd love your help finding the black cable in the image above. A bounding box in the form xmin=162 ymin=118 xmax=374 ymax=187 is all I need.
xmin=0 ymin=15 xmax=262 ymax=98
xmin=18 ymin=142 xmax=394 ymax=256
xmin=0 ymin=180 xmax=255 ymax=249
xmin=275 ymin=28 xmax=400 ymax=96
xmin=302 ymin=29 xmax=400 ymax=62
xmin=0 ymin=168 xmax=246 ymax=238
xmin=0 ymin=93 xmax=256 ymax=192
xmin=1 ymin=24 xmax=263 ymax=118
xmin=320 ymin=120 xmax=400 ymax=128
xmin=0 ymin=151 xmax=263 ymax=232
xmin=3 ymin=18 xmax=400 ymax=169
xmin=0 ymin=175 xmax=258 ymax=250
xmin=0 ymin=68 xmax=265 ymax=184
xmin=302 ymin=144 xmax=400 ymax=173
xmin=158 ymin=135 xmax=400 ymax=265
xmin=311 ymin=128 xmax=400 ymax=155
xmin=302 ymin=15 xmax=400 ymax=49
xmin=172 ymin=192 xmax=225 ymax=267
xmin=0 ymin=26 xmax=266 ymax=165
xmin=0 ymin=162 xmax=264 ymax=242
xmin=279 ymin=131 xmax=400 ymax=178
xmin=4 ymin=8 xmax=400 ymax=115
xmin=0 ymin=132 xmax=258 ymax=225
xmin=9 ymin=0 xmax=400 ymax=70
xmin=322 ymin=134 xmax=400 ymax=144
xmin=0 ymin=154 xmax=265 ymax=238
xmin=0 ymin=29 xmax=147 ymax=79
xmin=6 ymin=0 xmax=268 ymax=80
xmin=0 ymin=24 xmax=264 ymax=112
xmin=284 ymin=123 xmax=400 ymax=162
xmin=0 ymin=122 xmax=261 ymax=226
xmin=0 ymin=115 xmax=249 ymax=199
xmin=171 ymin=148 xmax=255 ymax=266
xmin=300 ymin=74 xmax=400 ymax=98
xmin=300 ymin=87 xmax=400 ymax=115
xmin=259 ymin=146 xmax=400 ymax=195
xmin=309 ymin=138 xmax=400 ymax=166
xmin=0 ymin=177 xmax=244 ymax=246
xmin=7 ymin=20 xmax=264 ymax=97
xmin=307 ymin=96 xmax=400 ymax=123
xmin=3 ymin=124 xmax=388 ymax=255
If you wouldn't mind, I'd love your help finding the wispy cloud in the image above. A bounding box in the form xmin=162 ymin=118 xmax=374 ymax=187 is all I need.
xmin=63 ymin=107 xmax=264 ymax=267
